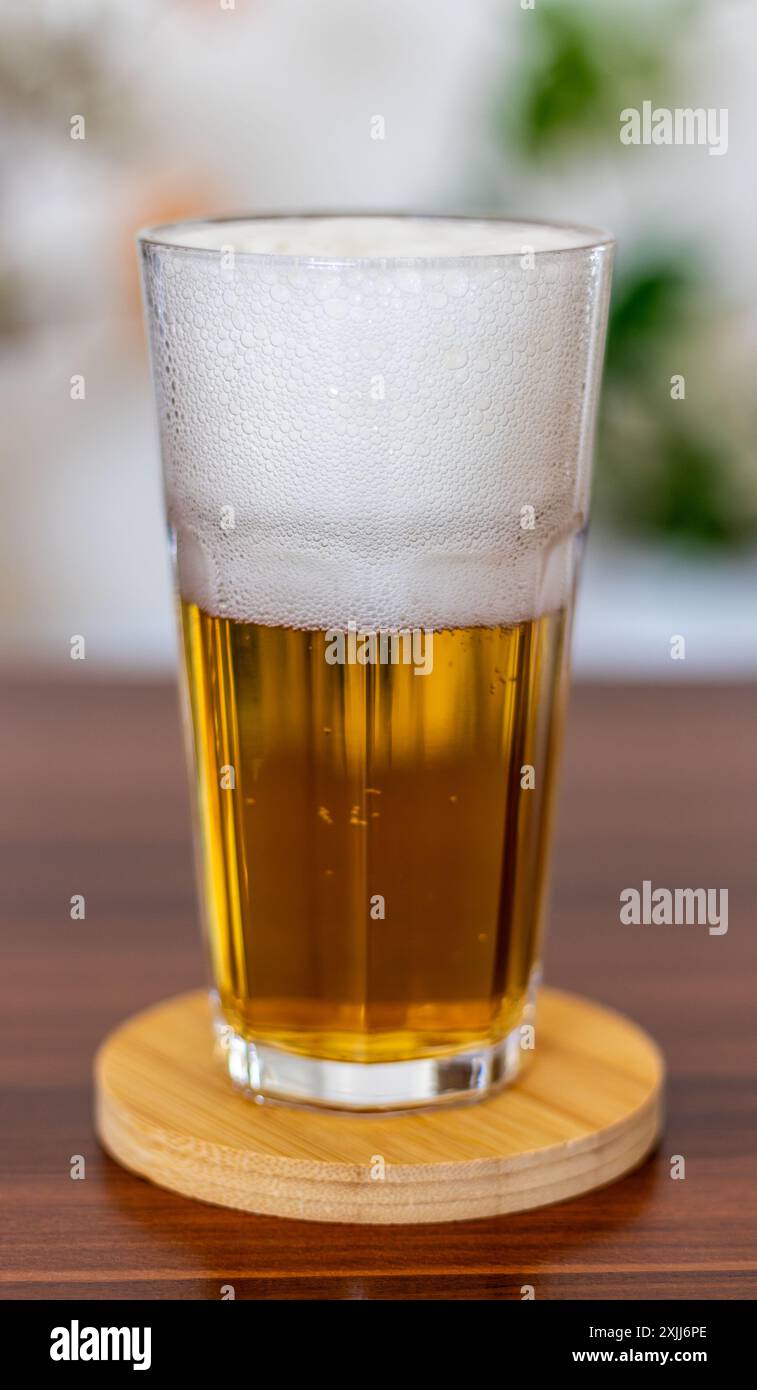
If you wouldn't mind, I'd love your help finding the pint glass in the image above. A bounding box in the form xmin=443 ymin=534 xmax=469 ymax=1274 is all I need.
xmin=139 ymin=216 xmax=613 ymax=1109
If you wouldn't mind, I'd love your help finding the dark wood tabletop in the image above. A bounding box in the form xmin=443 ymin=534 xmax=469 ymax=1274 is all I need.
xmin=2 ymin=676 xmax=755 ymax=1300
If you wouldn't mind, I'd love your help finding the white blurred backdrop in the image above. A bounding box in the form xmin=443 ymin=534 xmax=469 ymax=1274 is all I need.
xmin=1 ymin=0 xmax=755 ymax=677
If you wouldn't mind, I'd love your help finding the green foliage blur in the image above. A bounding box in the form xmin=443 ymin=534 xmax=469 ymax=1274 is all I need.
xmin=495 ymin=0 xmax=756 ymax=550
xmin=601 ymin=256 xmax=753 ymax=547
xmin=499 ymin=0 xmax=668 ymax=159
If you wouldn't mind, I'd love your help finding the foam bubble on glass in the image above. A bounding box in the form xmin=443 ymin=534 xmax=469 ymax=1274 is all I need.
xmin=139 ymin=216 xmax=613 ymax=632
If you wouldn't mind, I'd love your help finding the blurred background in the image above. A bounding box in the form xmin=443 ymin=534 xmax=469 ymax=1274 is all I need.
xmin=0 ymin=0 xmax=754 ymax=678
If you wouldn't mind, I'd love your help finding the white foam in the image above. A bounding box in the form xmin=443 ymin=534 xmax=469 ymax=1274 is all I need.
xmin=141 ymin=217 xmax=613 ymax=630
xmin=141 ymin=215 xmax=609 ymax=259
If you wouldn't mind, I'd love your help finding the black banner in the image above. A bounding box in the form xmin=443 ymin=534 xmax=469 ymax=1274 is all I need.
xmin=3 ymin=1298 xmax=751 ymax=1376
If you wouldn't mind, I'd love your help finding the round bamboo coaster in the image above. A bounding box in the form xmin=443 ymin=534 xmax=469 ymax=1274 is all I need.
xmin=94 ymin=988 xmax=663 ymax=1225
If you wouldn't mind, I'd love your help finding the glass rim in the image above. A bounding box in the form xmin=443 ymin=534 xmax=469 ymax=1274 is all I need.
xmin=136 ymin=211 xmax=615 ymax=266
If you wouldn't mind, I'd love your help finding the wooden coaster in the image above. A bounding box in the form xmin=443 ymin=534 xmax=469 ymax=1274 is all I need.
xmin=95 ymin=989 xmax=663 ymax=1225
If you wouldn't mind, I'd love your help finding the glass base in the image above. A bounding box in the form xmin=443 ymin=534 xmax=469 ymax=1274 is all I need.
xmin=212 ymin=994 xmax=537 ymax=1112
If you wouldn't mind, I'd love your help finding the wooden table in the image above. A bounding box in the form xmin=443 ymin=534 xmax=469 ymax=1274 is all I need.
xmin=2 ymin=679 xmax=755 ymax=1300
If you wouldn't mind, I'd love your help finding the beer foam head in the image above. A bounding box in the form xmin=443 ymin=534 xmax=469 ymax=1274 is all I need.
xmin=140 ymin=216 xmax=613 ymax=630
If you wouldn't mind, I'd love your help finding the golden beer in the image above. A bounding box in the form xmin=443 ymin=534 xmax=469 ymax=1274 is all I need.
xmin=180 ymin=602 xmax=569 ymax=1065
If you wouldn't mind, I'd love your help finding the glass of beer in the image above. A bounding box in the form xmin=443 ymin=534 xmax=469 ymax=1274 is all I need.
xmin=139 ymin=216 xmax=613 ymax=1110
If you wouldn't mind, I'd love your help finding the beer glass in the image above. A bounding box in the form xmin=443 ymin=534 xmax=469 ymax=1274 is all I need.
xmin=139 ymin=216 xmax=613 ymax=1110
